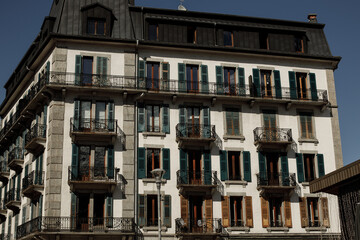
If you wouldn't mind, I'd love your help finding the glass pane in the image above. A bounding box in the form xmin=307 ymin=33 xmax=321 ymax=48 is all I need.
xmin=146 ymin=105 xmax=153 ymax=132
xmin=81 ymin=101 xmax=91 ymax=129
xmin=192 ymin=66 xmax=198 ymax=91
xmin=97 ymin=20 xmax=105 ymax=35
xmin=154 ymin=106 xmax=160 ymax=132
xmin=224 ymin=31 xmax=232 ymax=46
xmin=87 ymin=19 xmax=95 ymax=34
xmin=148 ymin=24 xmax=158 ymax=41
xmin=95 ymin=102 xmax=106 ymax=129
xmin=82 ymin=57 xmax=93 ymax=85
xmin=79 ymin=146 xmax=90 ymax=178
xmin=186 ymin=65 xmax=192 ymax=91
xmin=146 ymin=63 xmax=153 ymax=89
xmin=153 ymin=63 xmax=159 ymax=89
xmin=94 ymin=147 xmax=105 ymax=177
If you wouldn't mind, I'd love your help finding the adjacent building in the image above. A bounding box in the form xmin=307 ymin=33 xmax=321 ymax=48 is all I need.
xmin=0 ymin=0 xmax=343 ymax=240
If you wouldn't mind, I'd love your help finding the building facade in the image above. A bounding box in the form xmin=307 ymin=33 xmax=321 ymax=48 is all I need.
xmin=0 ymin=0 xmax=343 ymax=240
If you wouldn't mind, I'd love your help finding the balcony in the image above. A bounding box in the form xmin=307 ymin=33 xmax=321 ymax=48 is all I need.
xmin=7 ymin=148 xmax=24 ymax=172
xmin=22 ymin=171 xmax=44 ymax=200
xmin=17 ymin=217 xmax=136 ymax=240
xmin=175 ymin=124 xmax=216 ymax=148
xmin=68 ymin=166 xmax=118 ymax=193
xmin=253 ymin=127 xmax=292 ymax=151
xmin=176 ymin=170 xmax=221 ymax=196
xmin=0 ymin=162 xmax=10 ymax=184
xmin=256 ymin=172 xmax=296 ymax=197
xmin=0 ymin=234 xmax=11 ymax=240
xmin=0 ymin=199 xmax=7 ymax=223
xmin=25 ymin=124 xmax=46 ymax=154
xmin=5 ymin=189 xmax=21 ymax=213
xmin=175 ymin=218 xmax=223 ymax=237
xmin=70 ymin=118 xmax=118 ymax=144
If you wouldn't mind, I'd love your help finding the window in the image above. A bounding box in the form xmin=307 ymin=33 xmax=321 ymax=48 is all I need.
xmin=289 ymin=72 xmax=318 ymax=101
xmin=261 ymin=197 xmax=292 ymax=228
xmin=296 ymin=73 xmax=307 ymax=99
xmin=146 ymin=149 xmax=161 ymax=178
xmin=146 ymin=105 xmax=160 ymax=132
xmin=138 ymin=104 xmax=169 ymax=134
xmin=303 ymin=154 xmax=315 ymax=182
xmin=220 ymin=151 xmax=251 ymax=182
xmin=138 ymin=194 xmax=171 ymax=227
xmin=224 ymin=31 xmax=234 ymax=47
xmin=87 ymin=18 xmax=106 ymax=35
xmin=230 ymin=196 xmax=243 ymax=227
xmin=296 ymin=153 xmax=325 ymax=183
xmin=307 ymin=198 xmax=319 ymax=227
xmin=75 ymin=55 xmax=108 ymax=86
xmin=260 ymin=70 xmax=272 ymax=97
xmin=148 ymin=23 xmax=158 ymax=41
xmin=299 ymin=112 xmax=314 ymax=139
xmin=299 ymin=197 xmax=329 ymax=228
xmin=222 ymin=196 xmax=253 ymax=228
xmin=225 ymin=108 xmax=240 ymax=136
xmin=295 ymin=36 xmax=304 ymax=53
xmin=146 ymin=62 xmax=160 ymax=90
xmin=228 ymin=152 xmax=241 ymax=180
xmin=82 ymin=57 xmax=94 ymax=85
xmin=138 ymin=61 xmax=169 ymax=91
xmin=269 ymin=198 xmax=283 ymax=227
xmin=262 ymin=111 xmax=277 ymax=141
xmin=186 ymin=65 xmax=199 ymax=93
xmin=259 ymin=32 xmax=269 ymax=50
xmin=223 ymin=67 xmax=236 ymax=95
xmin=147 ymin=195 xmax=158 ymax=226
xmin=187 ymin=26 xmax=196 ymax=44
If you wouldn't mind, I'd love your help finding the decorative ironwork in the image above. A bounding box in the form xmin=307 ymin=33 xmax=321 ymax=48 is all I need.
xmin=25 ymin=124 xmax=46 ymax=146
xmin=17 ymin=217 xmax=136 ymax=239
xmin=175 ymin=218 xmax=222 ymax=234
xmin=256 ymin=172 xmax=296 ymax=187
xmin=70 ymin=118 xmax=118 ymax=133
xmin=270 ymin=219 xmax=285 ymax=228
xmin=176 ymin=124 xmax=216 ymax=139
xmin=253 ymin=127 xmax=292 ymax=143
xmin=8 ymin=148 xmax=24 ymax=164
xmin=22 ymin=171 xmax=44 ymax=191
xmin=176 ymin=170 xmax=218 ymax=186
xmin=68 ymin=166 xmax=117 ymax=182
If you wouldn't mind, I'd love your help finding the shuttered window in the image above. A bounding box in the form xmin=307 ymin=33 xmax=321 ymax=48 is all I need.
xmin=222 ymin=196 xmax=253 ymax=228
xmin=299 ymin=112 xmax=314 ymax=139
xmin=138 ymin=148 xmax=170 ymax=180
xmin=299 ymin=197 xmax=330 ymax=228
xmin=225 ymin=108 xmax=240 ymax=136
xmin=138 ymin=104 xmax=170 ymax=134
xmin=220 ymin=150 xmax=251 ymax=182
xmin=138 ymin=194 xmax=171 ymax=228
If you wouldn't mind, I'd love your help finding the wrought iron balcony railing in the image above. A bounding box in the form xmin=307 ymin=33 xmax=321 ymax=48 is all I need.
xmin=16 ymin=217 xmax=136 ymax=239
xmin=70 ymin=118 xmax=117 ymax=133
xmin=5 ymin=189 xmax=21 ymax=204
xmin=8 ymin=148 xmax=24 ymax=164
xmin=68 ymin=166 xmax=117 ymax=182
xmin=256 ymin=172 xmax=296 ymax=187
xmin=0 ymin=162 xmax=9 ymax=173
xmin=176 ymin=124 xmax=216 ymax=139
xmin=22 ymin=171 xmax=44 ymax=191
xmin=253 ymin=127 xmax=292 ymax=143
xmin=230 ymin=220 xmax=245 ymax=227
xmin=270 ymin=219 xmax=285 ymax=228
xmin=176 ymin=170 xmax=218 ymax=186
xmin=25 ymin=124 xmax=46 ymax=145
xmin=175 ymin=218 xmax=222 ymax=234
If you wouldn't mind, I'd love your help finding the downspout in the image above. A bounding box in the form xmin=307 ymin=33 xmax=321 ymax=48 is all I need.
xmin=134 ymin=39 xmax=139 ymax=226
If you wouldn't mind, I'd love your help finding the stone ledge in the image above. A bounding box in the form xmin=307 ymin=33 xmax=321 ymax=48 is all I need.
xmin=143 ymin=132 xmax=166 ymax=139
xmin=298 ymin=138 xmax=319 ymax=145
xmin=266 ymin=227 xmax=289 ymax=232
xmin=227 ymin=226 xmax=250 ymax=232
xmin=223 ymin=135 xmax=245 ymax=142
xmin=225 ymin=180 xmax=248 ymax=187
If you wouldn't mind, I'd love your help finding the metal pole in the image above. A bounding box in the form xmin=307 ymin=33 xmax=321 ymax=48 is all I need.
xmin=157 ymin=181 xmax=161 ymax=240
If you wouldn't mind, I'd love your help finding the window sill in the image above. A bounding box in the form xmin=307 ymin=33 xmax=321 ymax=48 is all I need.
xmin=143 ymin=132 xmax=166 ymax=139
xmin=305 ymin=226 xmax=327 ymax=232
xmin=266 ymin=227 xmax=289 ymax=232
xmin=223 ymin=135 xmax=245 ymax=142
xmin=227 ymin=226 xmax=250 ymax=232
xmin=224 ymin=180 xmax=247 ymax=187
xmin=298 ymin=138 xmax=319 ymax=145
xmin=142 ymin=178 xmax=167 ymax=184
xmin=142 ymin=226 xmax=167 ymax=232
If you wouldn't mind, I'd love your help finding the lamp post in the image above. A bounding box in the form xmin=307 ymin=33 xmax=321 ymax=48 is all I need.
xmin=151 ymin=168 xmax=166 ymax=240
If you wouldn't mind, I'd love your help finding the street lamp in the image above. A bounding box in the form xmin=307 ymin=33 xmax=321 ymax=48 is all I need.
xmin=151 ymin=168 xmax=166 ymax=240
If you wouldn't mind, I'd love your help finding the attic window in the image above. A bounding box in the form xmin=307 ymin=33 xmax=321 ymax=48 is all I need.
xmin=295 ymin=36 xmax=304 ymax=53
xmin=87 ymin=18 xmax=106 ymax=36
xmin=259 ymin=32 xmax=269 ymax=50
xmin=224 ymin=31 xmax=234 ymax=47
xmin=148 ymin=23 xmax=158 ymax=41
xmin=187 ymin=26 xmax=196 ymax=44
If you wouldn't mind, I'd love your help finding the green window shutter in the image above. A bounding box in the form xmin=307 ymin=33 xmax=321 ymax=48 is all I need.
xmin=137 ymin=148 xmax=146 ymax=179
xmin=138 ymin=60 xmax=146 ymax=88
xmin=281 ymin=154 xmax=289 ymax=186
xmin=43 ymin=104 xmax=48 ymax=126
xmin=296 ymin=153 xmax=304 ymax=183
xmin=216 ymin=66 xmax=224 ymax=94
xmin=75 ymin=55 xmax=82 ymax=85
xmin=162 ymin=148 xmax=170 ymax=180
xmin=243 ymin=151 xmax=251 ymax=182
xmin=273 ymin=70 xmax=282 ymax=99
xmin=73 ymin=100 xmax=80 ymax=130
xmin=163 ymin=195 xmax=171 ymax=227
xmin=258 ymin=152 xmax=266 ymax=181
xmin=107 ymin=102 xmax=115 ymax=131
xmin=71 ymin=193 xmax=77 ymax=229
xmin=38 ymin=195 xmax=43 ymax=217
xmin=178 ymin=63 xmax=186 ymax=92
xmin=289 ymin=71 xmax=297 ymax=99
xmin=138 ymin=103 xmax=145 ymax=132
xmin=203 ymin=151 xmax=212 ymax=185
xmin=179 ymin=149 xmax=188 ymax=184
xmin=107 ymin=146 xmax=115 ymax=179
xmin=220 ymin=150 xmax=228 ymax=181
xmin=202 ymin=107 xmax=210 ymax=138
xmin=138 ymin=195 xmax=146 ymax=226
xmin=252 ymin=69 xmax=260 ymax=97
xmin=71 ymin=144 xmax=79 ymax=180
xmin=317 ymin=154 xmax=325 ymax=177
xmin=238 ymin=67 xmax=245 ymax=96
xmin=179 ymin=106 xmax=186 ymax=137
xmin=46 ymin=61 xmax=50 ymax=83
xmin=162 ymin=105 xmax=170 ymax=134
xmin=106 ymin=195 xmax=113 ymax=228
xmin=201 ymin=65 xmax=209 ymax=94
xmin=309 ymin=73 xmax=318 ymax=101
xmin=162 ymin=62 xmax=170 ymax=90
xmin=97 ymin=57 xmax=108 ymax=85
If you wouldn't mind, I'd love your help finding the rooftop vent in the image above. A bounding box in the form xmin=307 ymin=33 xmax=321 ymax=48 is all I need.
xmin=308 ymin=13 xmax=318 ymax=23
xmin=178 ymin=0 xmax=187 ymax=11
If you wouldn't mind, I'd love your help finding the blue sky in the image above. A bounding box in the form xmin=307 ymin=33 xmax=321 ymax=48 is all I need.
xmin=0 ymin=0 xmax=359 ymax=165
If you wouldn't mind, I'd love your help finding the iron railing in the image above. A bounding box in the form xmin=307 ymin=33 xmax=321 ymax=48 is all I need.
xmin=22 ymin=171 xmax=44 ymax=191
xmin=5 ymin=189 xmax=21 ymax=204
xmin=230 ymin=220 xmax=245 ymax=227
xmin=25 ymin=124 xmax=46 ymax=146
xmin=176 ymin=124 xmax=216 ymax=139
xmin=0 ymin=199 xmax=7 ymax=212
xmin=256 ymin=172 xmax=296 ymax=187
xmin=270 ymin=219 xmax=285 ymax=228
xmin=175 ymin=218 xmax=222 ymax=234
xmin=70 ymin=118 xmax=117 ymax=133
xmin=253 ymin=127 xmax=292 ymax=143
xmin=68 ymin=166 xmax=117 ymax=182
xmin=308 ymin=220 xmax=321 ymax=227
xmin=7 ymin=148 xmax=24 ymax=164
xmin=176 ymin=170 xmax=218 ymax=186
xmin=0 ymin=161 xmax=9 ymax=174
xmin=16 ymin=217 xmax=136 ymax=239
xmin=0 ymin=234 xmax=11 ymax=240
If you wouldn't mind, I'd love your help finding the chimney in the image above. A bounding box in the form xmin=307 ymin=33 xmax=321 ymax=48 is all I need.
xmin=308 ymin=13 xmax=318 ymax=23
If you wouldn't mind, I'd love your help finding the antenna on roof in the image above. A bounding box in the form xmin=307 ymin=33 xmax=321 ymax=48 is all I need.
xmin=178 ymin=0 xmax=187 ymax=11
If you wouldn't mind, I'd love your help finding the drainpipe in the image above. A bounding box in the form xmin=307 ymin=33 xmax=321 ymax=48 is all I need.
xmin=134 ymin=39 xmax=139 ymax=226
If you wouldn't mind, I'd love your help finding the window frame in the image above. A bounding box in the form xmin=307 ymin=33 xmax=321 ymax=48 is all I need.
xmin=185 ymin=64 xmax=200 ymax=93
xmin=229 ymin=196 xmax=244 ymax=227
xmin=144 ymin=104 xmax=162 ymax=133
xmin=306 ymin=197 xmax=320 ymax=227
xmin=187 ymin=26 xmax=197 ymax=44
xmin=223 ymin=30 xmax=234 ymax=47
xmin=87 ymin=18 xmax=107 ymax=36
xmin=295 ymin=72 xmax=309 ymax=100
xmin=146 ymin=148 xmax=161 ymax=178
xmin=260 ymin=69 xmax=273 ymax=98
xmin=227 ymin=151 xmax=242 ymax=181
xmin=299 ymin=112 xmax=315 ymax=139
xmin=223 ymin=107 xmax=244 ymax=140
xmin=148 ymin=23 xmax=159 ymax=41
xmin=268 ymin=197 xmax=284 ymax=227
xmin=295 ymin=36 xmax=305 ymax=53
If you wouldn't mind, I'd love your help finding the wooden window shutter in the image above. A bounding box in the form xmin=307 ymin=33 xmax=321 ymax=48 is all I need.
xmin=317 ymin=154 xmax=325 ymax=178
xmin=243 ymin=151 xmax=251 ymax=182
xmin=107 ymin=146 xmax=114 ymax=179
xmin=162 ymin=148 xmax=170 ymax=180
xmin=138 ymin=60 xmax=146 ymax=88
xmin=238 ymin=67 xmax=245 ymax=96
xmin=137 ymin=148 xmax=146 ymax=179
xmin=321 ymin=197 xmax=330 ymax=227
xmin=178 ymin=63 xmax=186 ymax=92
xmin=106 ymin=195 xmax=113 ymax=228
xmin=299 ymin=197 xmax=308 ymax=227
xmin=137 ymin=103 xmax=145 ymax=132
xmin=162 ymin=105 xmax=170 ymax=134
xmin=179 ymin=149 xmax=188 ymax=184
xmin=205 ymin=197 xmax=213 ymax=231
xmin=258 ymin=152 xmax=266 ymax=182
xmin=261 ymin=197 xmax=269 ymax=228
xmin=201 ymin=65 xmax=209 ymax=94
xmin=221 ymin=196 xmax=229 ymax=227
xmin=245 ymin=196 xmax=253 ymax=228
xmin=75 ymin=55 xmax=82 ymax=85
xmin=73 ymin=100 xmax=80 ymax=130
xmin=107 ymin=102 xmax=114 ymax=131
xmin=288 ymin=71 xmax=297 ymax=99
xmin=309 ymin=73 xmax=318 ymax=101
xmin=219 ymin=150 xmax=228 ymax=181
xmin=281 ymin=154 xmax=289 ymax=186
xmin=71 ymin=193 xmax=77 ymax=229
xmin=216 ymin=66 xmax=224 ymax=94
xmin=296 ymin=153 xmax=305 ymax=183
xmin=203 ymin=151 xmax=211 ymax=185
xmin=202 ymin=107 xmax=210 ymax=138
xmin=163 ymin=195 xmax=171 ymax=227
xmin=273 ymin=70 xmax=282 ymax=99
xmin=252 ymin=69 xmax=260 ymax=97
xmin=180 ymin=195 xmax=188 ymax=225
xmin=284 ymin=199 xmax=292 ymax=228
xmin=71 ymin=144 xmax=79 ymax=179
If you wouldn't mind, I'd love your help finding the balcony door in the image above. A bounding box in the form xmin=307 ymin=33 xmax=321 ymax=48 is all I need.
xmin=186 ymin=65 xmax=199 ymax=93
xmin=266 ymin=153 xmax=279 ymax=186
xmin=146 ymin=62 xmax=160 ymax=90
xmin=82 ymin=57 xmax=93 ymax=85
xmin=95 ymin=102 xmax=106 ymax=130
xmin=94 ymin=147 xmax=105 ymax=178
xmin=269 ymin=198 xmax=282 ymax=227
xmin=93 ymin=194 xmax=105 ymax=226
xmin=296 ymin=73 xmax=307 ymax=99
xmin=189 ymin=196 xmax=203 ymax=232
xmin=79 ymin=146 xmax=91 ymax=180
xmin=77 ymin=194 xmax=90 ymax=230
xmin=260 ymin=70 xmax=272 ymax=97
xmin=224 ymin=67 xmax=236 ymax=95
xmin=188 ymin=151 xmax=202 ymax=184
xmin=186 ymin=107 xmax=200 ymax=137
xmin=263 ymin=111 xmax=276 ymax=141
xmin=80 ymin=101 xmax=92 ymax=130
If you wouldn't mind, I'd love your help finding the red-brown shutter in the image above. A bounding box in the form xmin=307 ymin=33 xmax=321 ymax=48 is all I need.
xmin=205 ymin=197 xmax=213 ymax=231
xmin=245 ymin=196 xmax=253 ymax=228
xmin=261 ymin=197 xmax=269 ymax=228
xmin=299 ymin=197 xmax=308 ymax=228
xmin=284 ymin=199 xmax=292 ymax=228
xmin=221 ymin=196 xmax=229 ymax=227
xmin=321 ymin=197 xmax=330 ymax=227
xmin=180 ymin=195 xmax=188 ymax=225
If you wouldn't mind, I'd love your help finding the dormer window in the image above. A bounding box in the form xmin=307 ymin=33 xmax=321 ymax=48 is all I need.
xmin=87 ymin=18 xmax=106 ymax=36
xmin=148 ymin=23 xmax=159 ymax=41
xmin=295 ymin=36 xmax=304 ymax=53
xmin=259 ymin=32 xmax=269 ymax=50
xmin=224 ymin=31 xmax=234 ymax=47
